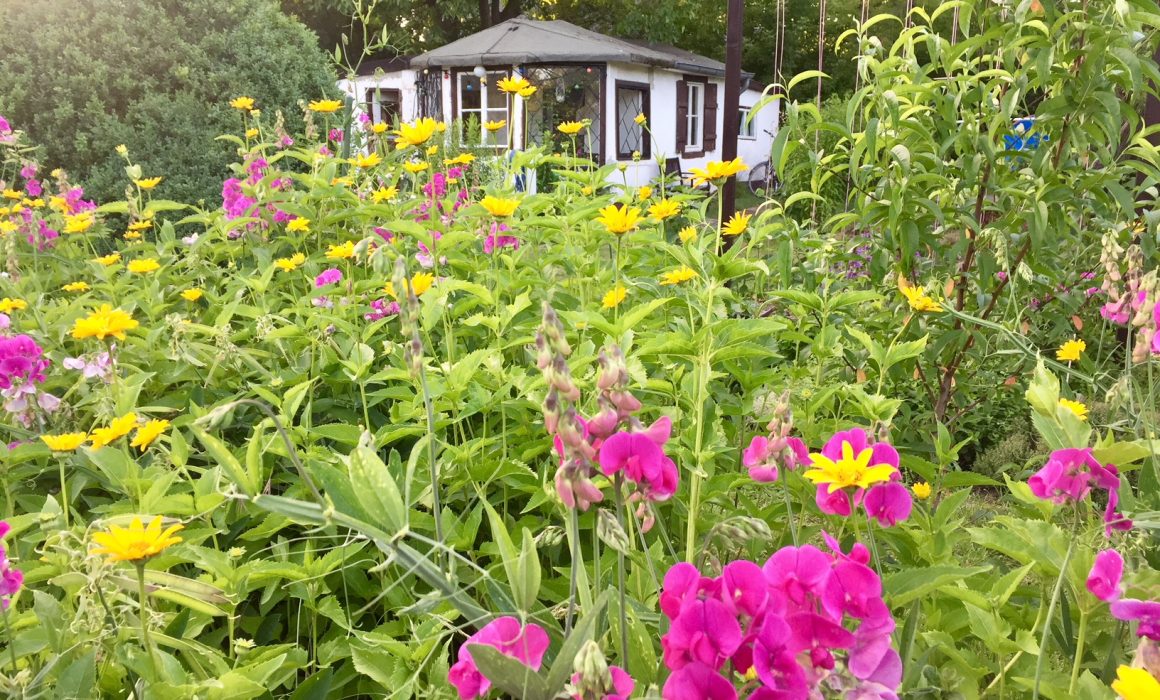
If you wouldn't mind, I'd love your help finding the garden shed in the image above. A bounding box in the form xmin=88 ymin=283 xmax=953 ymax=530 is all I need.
xmin=339 ymin=16 xmax=778 ymax=187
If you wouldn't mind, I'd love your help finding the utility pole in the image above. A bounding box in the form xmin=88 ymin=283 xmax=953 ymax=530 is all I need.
xmin=721 ymin=0 xmax=744 ymax=222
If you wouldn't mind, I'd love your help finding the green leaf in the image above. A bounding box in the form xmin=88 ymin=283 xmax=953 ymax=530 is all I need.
xmin=468 ymin=644 xmax=551 ymax=700
xmin=884 ymin=565 xmax=992 ymax=606
xmin=347 ymin=446 xmax=407 ymax=533
xmin=191 ymin=427 xmax=255 ymax=496
xmin=515 ymin=528 xmax=541 ymax=613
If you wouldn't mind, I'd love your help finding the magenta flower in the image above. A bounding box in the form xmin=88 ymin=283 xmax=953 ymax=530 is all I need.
xmin=1111 ymin=599 xmax=1160 ymax=641
xmin=364 ymin=299 xmax=400 ymax=321
xmin=1028 ymin=447 xmax=1119 ymax=504
xmin=1086 ymin=549 xmax=1123 ymax=602
xmin=721 ymin=560 xmax=768 ymax=618
xmin=862 ymin=482 xmax=913 ymax=527
xmin=314 ymin=268 xmax=343 ymax=287
xmin=0 ymin=335 xmax=50 ymax=389
xmin=762 ymin=545 xmax=830 ymax=606
xmin=662 ymin=597 xmax=743 ymax=669
xmin=815 ymin=486 xmax=856 ymax=516
xmin=598 ymin=430 xmax=678 ymax=501
xmin=571 ymin=666 xmax=634 ymax=700
xmin=0 ymin=521 xmax=22 ymax=609
xmin=1104 ymin=484 xmax=1133 ymax=536
xmin=447 ymin=617 xmax=549 ymax=699
xmin=662 ymin=662 xmax=738 ymax=700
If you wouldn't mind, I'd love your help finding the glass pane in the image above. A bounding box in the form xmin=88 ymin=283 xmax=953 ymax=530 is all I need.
xmin=616 ymin=87 xmax=644 ymax=154
xmin=460 ymin=75 xmax=481 ymax=110
xmin=521 ymin=65 xmax=602 ymax=158
xmin=487 ymin=74 xmax=508 ymax=108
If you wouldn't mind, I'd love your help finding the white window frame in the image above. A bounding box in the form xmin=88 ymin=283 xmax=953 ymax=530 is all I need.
xmin=457 ymin=71 xmax=510 ymax=148
xmin=738 ymin=107 xmax=755 ymax=139
xmin=685 ymin=82 xmax=704 ymax=153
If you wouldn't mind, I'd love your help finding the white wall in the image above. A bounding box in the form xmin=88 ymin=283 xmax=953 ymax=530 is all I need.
xmin=737 ymin=88 xmax=779 ymax=180
xmin=603 ymin=64 xmax=778 ymax=188
xmin=338 ymin=70 xmax=421 ymax=124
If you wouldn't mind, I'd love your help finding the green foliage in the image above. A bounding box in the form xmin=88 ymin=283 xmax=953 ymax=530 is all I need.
xmin=0 ymin=0 xmax=336 ymax=205
xmin=0 ymin=1 xmax=1159 ymax=698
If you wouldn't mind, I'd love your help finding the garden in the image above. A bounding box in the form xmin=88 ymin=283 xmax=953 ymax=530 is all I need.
xmin=1 ymin=0 xmax=1160 ymax=698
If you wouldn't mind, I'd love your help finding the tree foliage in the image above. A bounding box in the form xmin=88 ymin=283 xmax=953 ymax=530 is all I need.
xmin=283 ymin=0 xmax=938 ymax=93
xmin=0 ymin=0 xmax=336 ymax=205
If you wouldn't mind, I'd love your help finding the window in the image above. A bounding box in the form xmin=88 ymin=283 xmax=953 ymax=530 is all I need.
xmin=365 ymin=88 xmax=401 ymax=127
xmin=615 ymin=81 xmax=649 ymax=160
xmin=685 ymin=82 xmax=704 ymax=153
xmin=738 ymin=107 xmax=755 ymax=138
xmin=458 ymin=71 xmax=510 ymax=148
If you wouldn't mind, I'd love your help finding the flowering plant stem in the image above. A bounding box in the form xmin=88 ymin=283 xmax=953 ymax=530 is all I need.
xmin=1031 ymin=536 xmax=1076 ymax=700
xmin=418 ymin=367 xmax=444 ymax=555
xmin=58 ymin=458 xmax=70 ymax=529
xmin=684 ymin=279 xmax=715 ymax=562
xmin=1068 ymin=607 xmax=1089 ymax=694
xmin=613 ymin=475 xmax=630 ymax=676
xmin=136 ymin=562 xmax=160 ymax=677
xmin=1 ymin=601 xmax=17 ymax=672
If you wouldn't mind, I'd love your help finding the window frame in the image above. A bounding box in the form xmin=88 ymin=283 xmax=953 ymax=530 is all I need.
xmin=455 ymin=69 xmax=511 ymax=148
xmin=685 ymin=81 xmax=704 ymax=154
xmin=738 ymin=106 xmax=756 ymax=139
xmin=365 ymin=87 xmax=402 ymax=127
xmin=613 ymin=80 xmax=650 ymax=161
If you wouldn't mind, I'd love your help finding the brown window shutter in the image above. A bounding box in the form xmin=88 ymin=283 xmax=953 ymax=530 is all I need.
xmin=703 ymin=82 xmax=719 ymax=152
xmin=675 ymin=79 xmax=688 ymax=152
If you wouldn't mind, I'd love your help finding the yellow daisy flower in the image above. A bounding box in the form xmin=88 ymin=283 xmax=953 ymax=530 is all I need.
xmin=91 ymin=515 xmax=184 ymax=562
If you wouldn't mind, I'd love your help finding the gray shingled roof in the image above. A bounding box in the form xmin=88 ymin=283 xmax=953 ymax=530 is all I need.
xmin=410 ymin=17 xmax=747 ymax=79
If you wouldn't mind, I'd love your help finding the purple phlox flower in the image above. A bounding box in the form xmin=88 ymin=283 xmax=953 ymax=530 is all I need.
xmin=0 ymin=334 xmax=50 ymax=389
xmin=63 ymin=187 xmax=95 ymax=213
xmin=364 ymin=299 xmax=400 ymax=321
xmin=222 ymin=178 xmax=258 ymax=221
xmin=1086 ymin=549 xmax=1123 ymax=602
xmin=63 ymin=351 xmax=113 ymax=382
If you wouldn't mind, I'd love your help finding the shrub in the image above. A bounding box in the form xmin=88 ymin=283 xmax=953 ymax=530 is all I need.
xmin=0 ymin=0 xmax=336 ymax=206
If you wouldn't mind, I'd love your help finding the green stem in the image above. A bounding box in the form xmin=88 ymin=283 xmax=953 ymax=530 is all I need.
xmin=58 ymin=457 xmax=70 ymax=529
xmin=1 ymin=600 xmax=18 ymax=672
xmin=1068 ymin=608 xmax=1089 ymax=694
xmin=684 ymin=343 xmax=711 ymax=562
xmin=565 ymin=507 xmax=580 ymax=635
xmin=418 ymin=368 xmax=443 ymax=552
xmin=613 ymin=476 xmax=630 ymax=676
xmin=136 ymin=563 xmax=160 ymax=677
xmin=1032 ymin=538 xmax=1076 ymax=700
xmin=781 ymin=478 xmax=799 ymax=546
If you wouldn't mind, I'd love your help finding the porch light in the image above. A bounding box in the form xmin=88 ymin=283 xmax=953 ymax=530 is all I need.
xmin=472 ymin=65 xmax=487 ymax=78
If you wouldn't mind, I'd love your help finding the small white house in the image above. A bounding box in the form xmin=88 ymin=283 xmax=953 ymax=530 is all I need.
xmin=339 ymin=17 xmax=779 ymax=189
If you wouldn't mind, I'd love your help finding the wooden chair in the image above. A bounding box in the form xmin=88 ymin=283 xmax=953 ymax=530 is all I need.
xmin=661 ymin=156 xmax=697 ymax=191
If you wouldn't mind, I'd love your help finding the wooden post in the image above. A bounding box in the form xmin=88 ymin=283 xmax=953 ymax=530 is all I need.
xmin=721 ymin=0 xmax=745 ymax=222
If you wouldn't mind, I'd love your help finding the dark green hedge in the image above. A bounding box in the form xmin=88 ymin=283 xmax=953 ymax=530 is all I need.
xmin=0 ymin=0 xmax=337 ymax=206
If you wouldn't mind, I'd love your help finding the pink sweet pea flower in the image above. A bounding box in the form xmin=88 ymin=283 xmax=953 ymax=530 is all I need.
xmin=762 ymin=545 xmax=830 ymax=606
xmin=314 ymin=268 xmax=343 ymax=287
xmin=661 ymin=662 xmax=738 ymax=700
xmin=571 ymin=666 xmax=634 ymax=700
xmin=1086 ymin=549 xmax=1123 ymax=602
xmin=1027 ymin=447 xmax=1118 ymax=504
xmin=598 ymin=430 xmax=678 ymax=501
xmin=447 ymin=617 xmax=549 ymax=699
xmin=862 ymin=482 xmax=913 ymax=527
xmin=721 ymin=560 xmax=768 ymax=618
xmin=662 ymin=597 xmax=743 ymax=670
xmin=1110 ymin=599 xmax=1160 ymax=641
xmin=815 ymin=485 xmax=856 ymax=516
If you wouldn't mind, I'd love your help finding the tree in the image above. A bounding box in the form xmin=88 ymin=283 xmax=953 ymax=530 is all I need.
xmin=0 ymin=0 xmax=337 ymax=206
